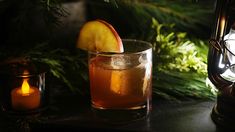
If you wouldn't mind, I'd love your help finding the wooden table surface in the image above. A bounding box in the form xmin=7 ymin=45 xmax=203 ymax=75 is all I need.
xmin=0 ymin=93 xmax=229 ymax=132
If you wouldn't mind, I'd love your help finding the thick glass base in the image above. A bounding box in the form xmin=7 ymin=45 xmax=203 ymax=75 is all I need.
xmin=1 ymin=106 xmax=48 ymax=118
xmin=92 ymin=106 xmax=151 ymax=124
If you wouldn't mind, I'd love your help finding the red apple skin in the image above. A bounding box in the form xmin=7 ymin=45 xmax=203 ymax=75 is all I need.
xmin=77 ymin=19 xmax=124 ymax=53
xmin=96 ymin=20 xmax=124 ymax=52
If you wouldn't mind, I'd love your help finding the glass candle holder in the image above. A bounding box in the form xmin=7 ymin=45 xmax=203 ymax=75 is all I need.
xmin=0 ymin=64 xmax=48 ymax=115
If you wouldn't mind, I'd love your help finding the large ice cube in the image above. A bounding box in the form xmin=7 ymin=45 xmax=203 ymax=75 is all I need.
xmin=110 ymin=55 xmax=141 ymax=70
xmin=110 ymin=62 xmax=151 ymax=96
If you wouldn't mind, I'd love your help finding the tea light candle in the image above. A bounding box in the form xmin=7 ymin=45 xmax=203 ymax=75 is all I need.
xmin=11 ymin=79 xmax=40 ymax=111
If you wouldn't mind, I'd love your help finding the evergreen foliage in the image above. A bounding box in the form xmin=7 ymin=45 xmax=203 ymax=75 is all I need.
xmin=151 ymin=18 xmax=215 ymax=100
xmin=0 ymin=0 xmax=216 ymax=100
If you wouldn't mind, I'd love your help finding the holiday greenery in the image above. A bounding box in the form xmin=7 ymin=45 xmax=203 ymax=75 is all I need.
xmin=151 ymin=18 xmax=214 ymax=100
xmin=0 ymin=0 xmax=216 ymax=100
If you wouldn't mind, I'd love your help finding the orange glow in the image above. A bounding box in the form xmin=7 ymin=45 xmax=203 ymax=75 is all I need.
xmin=21 ymin=79 xmax=30 ymax=95
xmin=23 ymin=70 xmax=29 ymax=75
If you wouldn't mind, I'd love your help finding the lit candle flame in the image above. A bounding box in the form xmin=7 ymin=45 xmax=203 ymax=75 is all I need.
xmin=21 ymin=79 xmax=30 ymax=95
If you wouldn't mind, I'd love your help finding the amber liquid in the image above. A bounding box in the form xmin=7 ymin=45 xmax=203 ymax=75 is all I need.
xmin=89 ymin=57 xmax=152 ymax=110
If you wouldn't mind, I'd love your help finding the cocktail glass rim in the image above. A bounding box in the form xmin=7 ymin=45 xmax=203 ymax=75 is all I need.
xmin=88 ymin=39 xmax=152 ymax=56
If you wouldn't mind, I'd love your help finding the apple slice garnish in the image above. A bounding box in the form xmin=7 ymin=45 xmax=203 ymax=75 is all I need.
xmin=77 ymin=20 xmax=123 ymax=53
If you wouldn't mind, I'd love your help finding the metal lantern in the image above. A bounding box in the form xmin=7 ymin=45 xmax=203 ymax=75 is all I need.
xmin=208 ymin=0 xmax=235 ymax=128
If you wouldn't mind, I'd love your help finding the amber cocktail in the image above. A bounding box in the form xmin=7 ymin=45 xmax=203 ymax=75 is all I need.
xmin=88 ymin=39 xmax=152 ymax=119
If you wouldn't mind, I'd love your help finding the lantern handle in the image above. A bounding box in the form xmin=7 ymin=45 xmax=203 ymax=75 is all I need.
xmin=209 ymin=39 xmax=223 ymax=52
